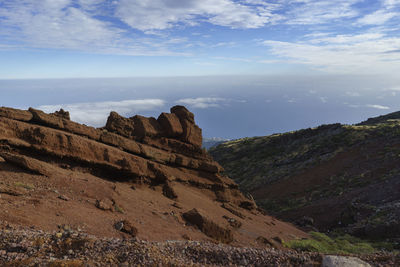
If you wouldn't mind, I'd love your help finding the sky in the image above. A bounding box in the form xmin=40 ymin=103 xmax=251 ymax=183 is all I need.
xmin=1 ymin=0 xmax=400 ymax=138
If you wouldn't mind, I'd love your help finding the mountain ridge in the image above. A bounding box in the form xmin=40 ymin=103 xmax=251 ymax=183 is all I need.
xmin=209 ymin=111 xmax=400 ymax=244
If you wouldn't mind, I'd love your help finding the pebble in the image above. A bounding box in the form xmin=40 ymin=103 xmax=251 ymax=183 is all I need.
xmin=0 ymin=223 xmax=398 ymax=266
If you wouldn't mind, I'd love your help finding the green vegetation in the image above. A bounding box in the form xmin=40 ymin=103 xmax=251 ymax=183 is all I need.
xmin=14 ymin=181 xmax=35 ymax=190
xmin=283 ymin=232 xmax=393 ymax=254
xmin=113 ymin=204 xmax=125 ymax=213
xmin=210 ymin=113 xmax=400 ymax=246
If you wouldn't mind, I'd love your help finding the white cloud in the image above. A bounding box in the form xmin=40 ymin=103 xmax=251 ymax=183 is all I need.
xmin=283 ymin=0 xmax=361 ymax=25
xmin=366 ymin=104 xmax=390 ymax=110
xmin=383 ymin=0 xmax=400 ymax=8
xmin=357 ymin=10 xmax=398 ymax=25
xmin=115 ymin=0 xmax=280 ymax=31
xmin=38 ymin=99 xmax=165 ymax=126
xmin=176 ymin=97 xmax=227 ymax=108
xmin=262 ymin=32 xmax=400 ymax=73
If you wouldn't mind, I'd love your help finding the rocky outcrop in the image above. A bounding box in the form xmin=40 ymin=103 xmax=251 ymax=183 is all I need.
xmin=171 ymin=105 xmax=202 ymax=148
xmin=105 ymin=111 xmax=134 ymax=138
xmin=183 ymin=208 xmax=233 ymax=243
xmin=51 ymin=109 xmax=70 ymax=120
xmin=0 ymin=105 xmax=264 ymax=243
xmin=157 ymin=112 xmax=183 ymax=137
xmin=131 ymin=115 xmax=162 ymax=139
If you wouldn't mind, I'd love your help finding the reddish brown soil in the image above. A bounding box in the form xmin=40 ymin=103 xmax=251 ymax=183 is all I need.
xmin=0 ymin=106 xmax=307 ymax=247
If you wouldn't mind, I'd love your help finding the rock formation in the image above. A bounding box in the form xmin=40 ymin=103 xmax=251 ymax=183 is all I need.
xmin=0 ymin=105 xmax=306 ymax=245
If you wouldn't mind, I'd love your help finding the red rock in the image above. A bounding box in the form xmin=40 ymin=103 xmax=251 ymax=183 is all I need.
xmin=0 ymin=107 xmax=33 ymax=122
xmin=29 ymin=107 xmax=64 ymax=129
xmin=171 ymin=105 xmax=194 ymax=123
xmin=131 ymin=115 xmax=162 ymax=139
xmin=157 ymin=112 xmax=183 ymax=137
xmin=51 ymin=109 xmax=70 ymax=120
xmin=162 ymin=181 xmax=178 ymax=199
xmin=182 ymin=208 xmax=233 ymax=243
xmin=105 ymin=111 xmax=134 ymax=138
xmin=180 ymin=119 xmax=202 ymax=148
xmin=170 ymin=106 xmax=202 ymax=148
xmin=63 ymin=119 xmax=101 ymax=140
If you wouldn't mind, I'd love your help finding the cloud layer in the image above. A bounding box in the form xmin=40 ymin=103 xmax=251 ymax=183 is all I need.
xmin=38 ymin=99 xmax=165 ymax=126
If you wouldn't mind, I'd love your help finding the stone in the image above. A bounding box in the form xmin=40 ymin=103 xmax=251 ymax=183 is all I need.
xmin=95 ymin=199 xmax=113 ymax=211
xmin=105 ymin=111 xmax=135 ymax=138
xmin=0 ymin=151 xmax=56 ymax=177
xmin=171 ymin=105 xmax=194 ymax=123
xmin=131 ymin=115 xmax=162 ymax=139
xmin=180 ymin=119 xmax=202 ymax=148
xmin=162 ymin=182 xmax=178 ymax=200
xmin=157 ymin=112 xmax=183 ymax=137
xmin=170 ymin=105 xmax=202 ymax=148
xmin=182 ymin=208 xmax=233 ymax=243
xmin=0 ymin=107 xmax=33 ymax=122
xmin=115 ymin=220 xmax=138 ymax=237
xmin=29 ymin=108 xmax=64 ymax=129
xmin=239 ymin=200 xmax=257 ymax=211
xmin=322 ymin=256 xmax=371 ymax=267
xmin=63 ymin=119 xmax=101 ymax=140
xmin=51 ymin=109 xmax=70 ymax=120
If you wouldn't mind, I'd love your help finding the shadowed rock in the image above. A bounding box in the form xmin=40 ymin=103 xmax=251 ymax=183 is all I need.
xmin=132 ymin=115 xmax=162 ymax=139
xmin=51 ymin=109 xmax=70 ymax=120
xmin=0 ymin=107 xmax=32 ymax=122
xmin=183 ymin=208 xmax=233 ymax=243
xmin=157 ymin=112 xmax=183 ymax=137
xmin=105 ymin=111 xmax=135 ymax=138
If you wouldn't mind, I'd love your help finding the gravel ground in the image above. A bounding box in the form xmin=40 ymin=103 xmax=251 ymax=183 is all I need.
xmin=0 ymin=223 xmax=398 ymax=266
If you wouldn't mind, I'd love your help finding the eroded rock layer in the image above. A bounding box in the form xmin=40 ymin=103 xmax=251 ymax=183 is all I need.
xmin=0 ymin=105 xmax=306 ymax=245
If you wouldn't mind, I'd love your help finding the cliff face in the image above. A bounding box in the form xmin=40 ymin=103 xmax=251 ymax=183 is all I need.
xmin=0 ymin=106 xmax=306 ymax=246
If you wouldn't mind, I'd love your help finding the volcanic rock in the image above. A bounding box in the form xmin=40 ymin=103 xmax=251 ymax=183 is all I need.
xmin=131 ymin=115 xmax=162 ymax=139
xmin=0 ymin=107 xmax=32 ymax=122
xmin=105 ymin=111 xmax=134 ymax=138
xmin=157 ymin=112 xmax=183 ymax=137
xmin=29 ymin=107 xmax=64 ymax=129
xmin=171 ymin=105 xmax=202 ymax=148
xmin=162 ymin=181 xmax=178 ymax=200
xmin=0 ymin=105 xmax=307 ymax=247
xmin=183 ymin=208 xmax=233 ymax=243
xmin=51 ymin=108 xmax=70 ymax=120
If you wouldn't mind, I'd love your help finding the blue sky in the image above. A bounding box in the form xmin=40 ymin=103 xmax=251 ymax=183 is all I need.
xmin=1 ymin=0 xmax=400 ymax=78
xmin=1 ymin=1 xmax=400 ymax=138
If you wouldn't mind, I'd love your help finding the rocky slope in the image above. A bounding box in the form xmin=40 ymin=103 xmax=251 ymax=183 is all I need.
xmin=209 ymin=112 xmax=400 ymax=243
xmin=0 ymin=105 xmax=307 ymax=252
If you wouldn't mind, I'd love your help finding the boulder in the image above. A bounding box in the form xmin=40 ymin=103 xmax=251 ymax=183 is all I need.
xmin=163 ymin=181 xmax=178 ymax=199
xmin=182 ymin=208 xmax=233 ymax=243
xmin=180 ymin=119 xmax=202 ymax=148
xmin=114 ymin=220 xmax=138 ymax=237
xmin=29 ymin=108 xmax=64 ymax=129
xmin=157 ymin=112 xmax=183 ymax=137
xmin=171 ymin=105 xmax=194 ymax=123
xmin=95 ymin=199 xmax=113 ymax=211
xmin=322 ymin=256 xmax=371 ymax=267
xmin=132 ymin=115 xmax=162 ymax=139
xmin=51 ymin=109 xmax=70 ymax=120
xmin=105 ymin=111 xmax=134 ymax=138
xmin=0 ymin=107 xmax=33 ymax=122
xmin=170 ymin=105 xmax=202 ymax=148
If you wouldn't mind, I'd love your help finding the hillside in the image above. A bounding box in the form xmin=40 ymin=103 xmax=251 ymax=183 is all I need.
xmin=0 ymin=105 xmax=316 ymax=265
xmin=202 ymin=137 xmax=230 ymax=150
xmin=209 ymin=112 xmax=400 ymax=244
